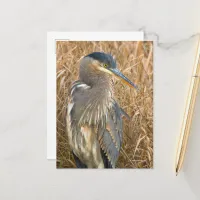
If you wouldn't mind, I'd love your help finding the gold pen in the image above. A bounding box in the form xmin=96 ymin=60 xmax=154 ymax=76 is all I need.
xmin=175 ymin=36 xmax=200 ymax=176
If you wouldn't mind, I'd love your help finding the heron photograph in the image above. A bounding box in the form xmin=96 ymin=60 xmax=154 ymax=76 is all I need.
xmin=56 ymin=41 xmax=153 ymax=168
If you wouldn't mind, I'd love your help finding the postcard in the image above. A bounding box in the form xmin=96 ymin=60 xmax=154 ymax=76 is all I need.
xmin=47 ymin=32 xmax=154 ymax=169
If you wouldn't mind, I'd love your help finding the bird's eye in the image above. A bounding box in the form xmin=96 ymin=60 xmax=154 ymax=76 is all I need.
xmin=103 ymin=63 xmax=108 ymax=68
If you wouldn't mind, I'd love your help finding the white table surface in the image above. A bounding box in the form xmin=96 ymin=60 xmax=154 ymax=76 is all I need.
xmin=0 ymin=0 xmax=200 ymax=199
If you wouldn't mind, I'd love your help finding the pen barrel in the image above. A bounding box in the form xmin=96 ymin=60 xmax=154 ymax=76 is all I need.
xmin=176 ymin=39 xmax=200 ymax=174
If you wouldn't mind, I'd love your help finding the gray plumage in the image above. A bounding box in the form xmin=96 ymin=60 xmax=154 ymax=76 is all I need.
xmin=66 ymin=52 xmax=137 ymax=168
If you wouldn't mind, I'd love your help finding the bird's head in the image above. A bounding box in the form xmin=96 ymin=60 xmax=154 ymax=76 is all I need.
xmin=79 ymin=52 xmax=138 ymax=89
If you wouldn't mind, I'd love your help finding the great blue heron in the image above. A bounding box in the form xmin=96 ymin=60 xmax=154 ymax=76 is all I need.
xmin=67 ymin=52 xmax=137 ymax=168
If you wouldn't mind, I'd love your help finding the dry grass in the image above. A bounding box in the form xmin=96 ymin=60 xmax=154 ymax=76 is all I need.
xmin=56 ymin=41 xmax=153 ymax=168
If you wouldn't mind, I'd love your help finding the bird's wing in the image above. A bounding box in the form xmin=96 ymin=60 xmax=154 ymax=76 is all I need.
xmin=98 ymin=101 xmax=123 ymax=168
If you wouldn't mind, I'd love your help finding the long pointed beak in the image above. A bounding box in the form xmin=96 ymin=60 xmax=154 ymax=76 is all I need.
xmin=109 ymin=68 xmax=138 ymax=89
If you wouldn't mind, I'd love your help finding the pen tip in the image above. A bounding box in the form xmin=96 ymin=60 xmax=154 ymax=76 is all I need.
xmin=176 ymin=168 xmax=179 ymax=176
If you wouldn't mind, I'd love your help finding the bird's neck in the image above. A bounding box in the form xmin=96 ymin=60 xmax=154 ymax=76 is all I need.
xmin=80 ymin=71 xmax=114 ymax=100
xmin=91 ymin=76 xmax=114 ymax=106
xmin=79 ymin=75 xmax=114 ymax=125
